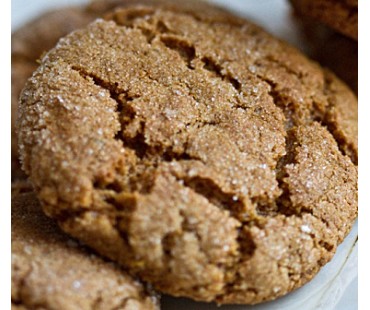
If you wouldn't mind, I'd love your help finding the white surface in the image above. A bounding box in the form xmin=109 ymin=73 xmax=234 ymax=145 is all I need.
xmin=11 ymin=1 xmax=358 ymax=309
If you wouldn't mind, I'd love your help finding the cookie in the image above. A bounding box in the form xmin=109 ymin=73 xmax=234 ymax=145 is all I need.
xmin=18 ymin=4 xmax=358 ymax=305
xmin=289 ymin=0 xmax=358 ymax=40
xmin=11 ymin=182 xmax=159 ymax=310
xmin=11 ymin=0 xmax=229 ymax=180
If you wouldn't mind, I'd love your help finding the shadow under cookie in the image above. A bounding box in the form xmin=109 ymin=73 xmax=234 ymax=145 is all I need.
xmin=289 ymin=0 xmax=358 ymax=40
xmin=289 ymin=10 xmax=358 ymax=93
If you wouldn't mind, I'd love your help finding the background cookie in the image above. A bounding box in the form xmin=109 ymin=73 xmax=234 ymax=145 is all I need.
xmin=289 ymin=0 xmax=358 ymax=40
xmin=18 ymin=4 xmax=357 ymax=305
xmin=11 ymin=182 xmax=159 ymax=310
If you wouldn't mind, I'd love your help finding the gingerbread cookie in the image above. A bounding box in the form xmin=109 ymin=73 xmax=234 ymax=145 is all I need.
xmin=11 ymin=182 xmax=159 ymax=310
xmin=290 ymin=0 xmax=358 ymax=40
xmin=11 ymin=0 xmax=230 ymax=180
xmin=18 ymin=4 xmax=357 ymax=304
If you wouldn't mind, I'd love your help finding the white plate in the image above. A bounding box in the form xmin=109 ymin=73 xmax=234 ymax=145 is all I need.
xmin=11 ymin=1 xmax=358 ymax=309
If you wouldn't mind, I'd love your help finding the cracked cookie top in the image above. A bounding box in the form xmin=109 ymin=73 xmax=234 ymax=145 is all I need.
xmin=18 ymin=5 xmax=358 ymax=304
xmin=11 ymin=183 xmax=159 ymax=310
xmin=11 ymin=0 xmax=229 ymax=180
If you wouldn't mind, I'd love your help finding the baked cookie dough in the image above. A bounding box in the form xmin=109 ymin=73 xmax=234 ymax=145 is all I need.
xmin=11 ymin=0 xmax=229 ymax=180
xmin=11 ymin=182 xmax=159 ymax=310
xmin=289 ymin=0 xmax=358 ymax=40
xmin=18 ymin=4 xmax=358 ymax=305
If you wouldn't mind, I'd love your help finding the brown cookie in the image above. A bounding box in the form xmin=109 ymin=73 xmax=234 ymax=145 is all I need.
xmin=289 ymin=0 xmax=358 ymax=40
xmin=18 ymin=4 xmax=357 ymax=305
xmin=11 ymin=0 xmax=228 ymax=180
xmin=11 ymin=182 xmax=159 ymax=310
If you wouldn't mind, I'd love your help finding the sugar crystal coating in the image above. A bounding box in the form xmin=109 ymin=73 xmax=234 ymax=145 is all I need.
xmin=18 ymin=4 xmax=357 ymax=305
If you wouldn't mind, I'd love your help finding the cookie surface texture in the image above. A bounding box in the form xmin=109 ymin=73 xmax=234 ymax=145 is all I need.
xmin=19 ymin=5 xmax=358 ymax=304
xmin=11 ymin=0 xmax=231 ymax=180
xmin=290 ymin=0 xmax=358 ymax=40
xmin=11 ymin=183 xmax=159 ymax=310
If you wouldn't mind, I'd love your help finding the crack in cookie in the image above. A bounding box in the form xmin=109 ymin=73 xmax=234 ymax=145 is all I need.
xmin=18 ymin=4 xmax=357 ymax=305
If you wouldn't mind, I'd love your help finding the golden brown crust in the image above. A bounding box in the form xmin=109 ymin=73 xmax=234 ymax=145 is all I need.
xmin=290 ymin=0 xmax=358 ymax=40
xmin=11 ymin=183 xmax=159 ymax=310
xmin=18 ymin=4 xmax=357 ymax=305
